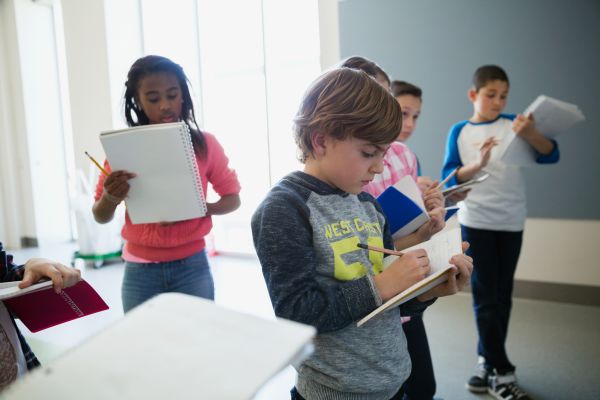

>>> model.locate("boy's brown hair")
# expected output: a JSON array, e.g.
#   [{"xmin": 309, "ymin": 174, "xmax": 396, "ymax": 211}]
[
  {"xmin": 472, "ymin": 65, "xmax": 509, "ymax": 92},
  {"xmin": 391, "ymin": 80, "xmax": 422, "ymax": 100},
  {"xmin": 293, "ymin": 68, "xmax": 402, "ymax": 163}
]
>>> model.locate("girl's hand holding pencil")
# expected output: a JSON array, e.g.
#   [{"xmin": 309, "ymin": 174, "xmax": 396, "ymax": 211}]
[
  {"xmin": 101, "ymin": 170, "xmax": 136, "ymax": 205},
  {"xmin": 85, "ymin": 151, "xmax": 136, "ymax": 206}
]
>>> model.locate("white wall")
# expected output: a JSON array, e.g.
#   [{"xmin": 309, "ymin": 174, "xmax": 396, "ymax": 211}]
[
  {"xmin": 0, "ymin": 0, "xmax": 39, "ymax": 247},
  {"xmin": 518, "ymin": 219, "xmax": 600, "ymax": 285},
  {"xmin": 14, "ymin": 0, "xmax": 72, "ymax": 244},
  {"xmin": 60, "ymin": 0, "xmax": 114, "ymax": 175},
  {"xmin": 317, "ymin": 0, "xmax": 340, "ymax": 70}
]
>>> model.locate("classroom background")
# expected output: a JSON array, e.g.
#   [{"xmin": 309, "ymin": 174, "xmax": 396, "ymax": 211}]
[{"xmin": 0, "ymin": 0, "xmax": 598, "ymax": 398}]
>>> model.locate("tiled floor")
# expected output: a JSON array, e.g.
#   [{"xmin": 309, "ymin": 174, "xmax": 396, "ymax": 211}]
[{"xmin": 9, "ymin": 241, "xmax": 600, "ymax": 400}]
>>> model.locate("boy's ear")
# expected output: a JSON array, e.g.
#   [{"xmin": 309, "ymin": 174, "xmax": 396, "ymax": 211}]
[
  {"xmin": 467, "ymin": 87, "xmax": 477, "ymax": 103},
  {"xmin": 311, "ymin": 132, "xmax": 327, "ymax": 155}
]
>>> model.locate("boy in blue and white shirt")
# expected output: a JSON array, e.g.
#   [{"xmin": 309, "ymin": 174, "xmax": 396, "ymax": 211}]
[{"xmin": 441, "ymin": 65, "xmax": 559, "ymax": 400}]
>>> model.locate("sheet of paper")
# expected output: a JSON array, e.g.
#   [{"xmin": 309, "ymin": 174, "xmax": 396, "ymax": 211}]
[{"xmin": 502, "ymin": 95, "xmax": 584, "ymax": 166}]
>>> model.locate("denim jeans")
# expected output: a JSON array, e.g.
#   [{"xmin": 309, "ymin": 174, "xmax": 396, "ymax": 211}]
[
  {"xmin": 461, "ymin": 225, "xmax": 523, "ymax": 374},
  {"xmin": 121, "ymin": 250, "xmax": 214, "ymax": 313}
]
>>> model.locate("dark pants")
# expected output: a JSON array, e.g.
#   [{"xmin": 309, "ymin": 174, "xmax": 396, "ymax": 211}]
[
  {"xmin": 400, "ymin": 315, "xmax": 436, "ymax": 399},
  {"xmin": 387, "ymin": 315, "xmax": 435, "ymax": 400},
  {"xmin": 461, "ymin": 225, "xmax": 523, "ymax": 374}
]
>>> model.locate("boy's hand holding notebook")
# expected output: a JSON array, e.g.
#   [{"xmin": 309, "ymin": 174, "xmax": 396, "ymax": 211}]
[
  {"xmin": 502, "ymin": 95, "xmax": 585, "ymax": 166},
  {"xmin": 357, "ymin": 228, "xmax": 463, "ymax": 327}
]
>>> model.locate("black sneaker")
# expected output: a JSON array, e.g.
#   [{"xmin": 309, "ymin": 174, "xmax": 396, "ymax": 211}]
[
  {"xmin": 466, "ymin": 357, "xmax": 489, "ymax": 393},
  {"xmin": 488, "ymin": 371, "xmax": 532, "ymax": 400}
]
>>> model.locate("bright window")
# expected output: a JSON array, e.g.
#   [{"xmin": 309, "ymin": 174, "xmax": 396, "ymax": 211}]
[{"xmin": 138, "ymin": 0, "xmax": 321, "ymax": 254}]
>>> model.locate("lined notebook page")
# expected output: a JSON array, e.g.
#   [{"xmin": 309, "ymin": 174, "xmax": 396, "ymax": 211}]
[
  {"xmin": 357, "ymin": 228, "xmax": 463, "ymax": 327},
  {"xmin": 100, "ymin": 122, "xmax": 206, "ymax": 224}
]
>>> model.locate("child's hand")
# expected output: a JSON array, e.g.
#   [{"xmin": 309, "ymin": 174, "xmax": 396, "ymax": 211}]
[
  {"xmin": 422, "ymin": 180, "xmax": 444, "ymax": 211},
  {"xmin": 19, "ymin": 258, "xmax": 82, "ymax": 294},
  {"xmin": 477, "ymin": 136, "xmax": 498, "ymax": 169},
  {"xmin": 102, "ymin": 170, "xmax": 136, "ymax": 205},
  {"xmin": 513, "ymin": 113, "xmax": 538, "ymax": 140},
  {"xmin": 415, "ymin": 207, "xmax": 446, "ymax": 242},
  {"xmin": 373, "ymin": 249, "xmax": 430, "ymax": 301},
  {"xmin": 417, "ymin": 241, "xmax": 473, "ymax": 302},
  {"xmin": 446, "ymin": 188, "xmax": 471, "ymax": 205},
  {"xmin": 416, "ymin": 176, "xmax": 433, "ymax": 193}
]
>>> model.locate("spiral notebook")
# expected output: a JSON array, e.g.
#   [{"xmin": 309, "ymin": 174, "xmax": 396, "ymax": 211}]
[{"xmin": 100, "ymin": 122, "xmax": 207, "ymax": 224}]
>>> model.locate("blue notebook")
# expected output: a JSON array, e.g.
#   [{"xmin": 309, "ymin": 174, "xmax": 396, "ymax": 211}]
[
  {"xmin": 445, "ymin": 206, "xmax": 459, "ymax": 221},
  {"xmin": 377, "ymin": 176, "xmax": 429, "ymax": 239}
]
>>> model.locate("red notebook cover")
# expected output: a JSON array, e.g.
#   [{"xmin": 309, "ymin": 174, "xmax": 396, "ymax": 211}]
[{"xmin": 3, "ymin": 280, "xmax": 109, "ymax": 332}]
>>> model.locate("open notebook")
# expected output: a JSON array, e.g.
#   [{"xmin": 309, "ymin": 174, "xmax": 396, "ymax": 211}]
[
  {"xmin": 357, "ymin": 228, "xmax": 463, "ymax": 327},
  {"xmin": 4, "ymin": 293, "xmax": 315, "ymax": 400},
  {"xmin": 100, "ymin": 122, "xmax": 207, "ymax": 224}
]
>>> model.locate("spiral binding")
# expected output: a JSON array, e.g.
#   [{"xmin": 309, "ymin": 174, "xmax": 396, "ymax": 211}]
[{"xmin": 179, "ymin": 123, "xmax": 207, "ymax": 216}]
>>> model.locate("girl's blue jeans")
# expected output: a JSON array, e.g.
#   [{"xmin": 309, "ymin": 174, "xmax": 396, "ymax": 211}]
[{"xmin": 121, "ymin": 249, "xmax": 214, "ymax": 313}]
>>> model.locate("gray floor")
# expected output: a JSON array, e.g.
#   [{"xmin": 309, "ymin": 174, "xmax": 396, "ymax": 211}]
[{"xmin": 8, "ymin": 242, "xmax": 600, "ymax": 400}]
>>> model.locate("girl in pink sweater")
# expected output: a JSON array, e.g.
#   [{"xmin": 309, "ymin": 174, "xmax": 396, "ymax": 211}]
[{"xmin": 92, "ymin": 55, "xmax": 241, "ymax": 312}]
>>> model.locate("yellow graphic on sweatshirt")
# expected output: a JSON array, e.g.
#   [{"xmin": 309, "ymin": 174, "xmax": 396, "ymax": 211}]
[{"xmin": 324, "ymin": 218, "xmax": 385, "ymax": 280}]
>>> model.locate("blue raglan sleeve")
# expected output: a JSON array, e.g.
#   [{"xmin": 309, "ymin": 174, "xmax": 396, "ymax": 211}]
[
  {"xmin": 441, "ymin": 122, "xmax": 468, "ymax": 187},
  {"xmin": 251, "ymin": 189, "xmax": 380, "ymax": 334},
  {"xmin": 536, "ymin": 139, "xmax": 560, "ymax": 164}
]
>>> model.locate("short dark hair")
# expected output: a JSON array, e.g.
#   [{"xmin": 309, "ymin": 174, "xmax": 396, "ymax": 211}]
[
  {"xmin": 472, "ymin": 65, "xmax": 509, "ymax": 92},
  {"xmin": 391, "ymin": 80, "xmax": 422, "ymax": 99},
  {"xmin": 293, "ymin": 68, "xmax": 401, "ymax": 163}
]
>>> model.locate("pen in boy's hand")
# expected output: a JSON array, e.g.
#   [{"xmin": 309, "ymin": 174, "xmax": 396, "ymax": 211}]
[
  {"xmin": 436, "ymin": 167, "xmax": 459, "ymax": 190},
  {"xmin": 357, "ymin": 243, "xmax": 404, "ymax": 257},
  {"xmin": 85, "ymin": 151, "xmax": 109, "ymax": 176}
]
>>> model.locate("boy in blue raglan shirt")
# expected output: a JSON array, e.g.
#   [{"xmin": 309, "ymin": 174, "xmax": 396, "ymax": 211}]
[
  {"xmin": 252, "ymin": 68, "xmax": 473, "ymax": 400},
  {"xmin": 441, "ymin": 65, "xmax": 559, "ymax": 400}
]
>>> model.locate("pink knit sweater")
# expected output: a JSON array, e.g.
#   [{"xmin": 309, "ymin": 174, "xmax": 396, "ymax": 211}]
[{"xmin": 95, "ymin": 132, "xmax": 241, "ymax": 262}]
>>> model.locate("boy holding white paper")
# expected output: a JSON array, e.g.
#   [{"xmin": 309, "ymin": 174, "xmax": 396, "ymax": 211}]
[{"xmin": 441, "ymin": 65, "xmax": 559, "ymax": 400}]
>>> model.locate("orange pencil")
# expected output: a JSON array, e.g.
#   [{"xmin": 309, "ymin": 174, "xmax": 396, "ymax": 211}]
[
  {"xmin": 85, "ymin": 151, "xmax": 109, "ymax": 176},
  {"xmin": 357, "ymin": 243, "xmax": 404, "ymax": 257}
]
